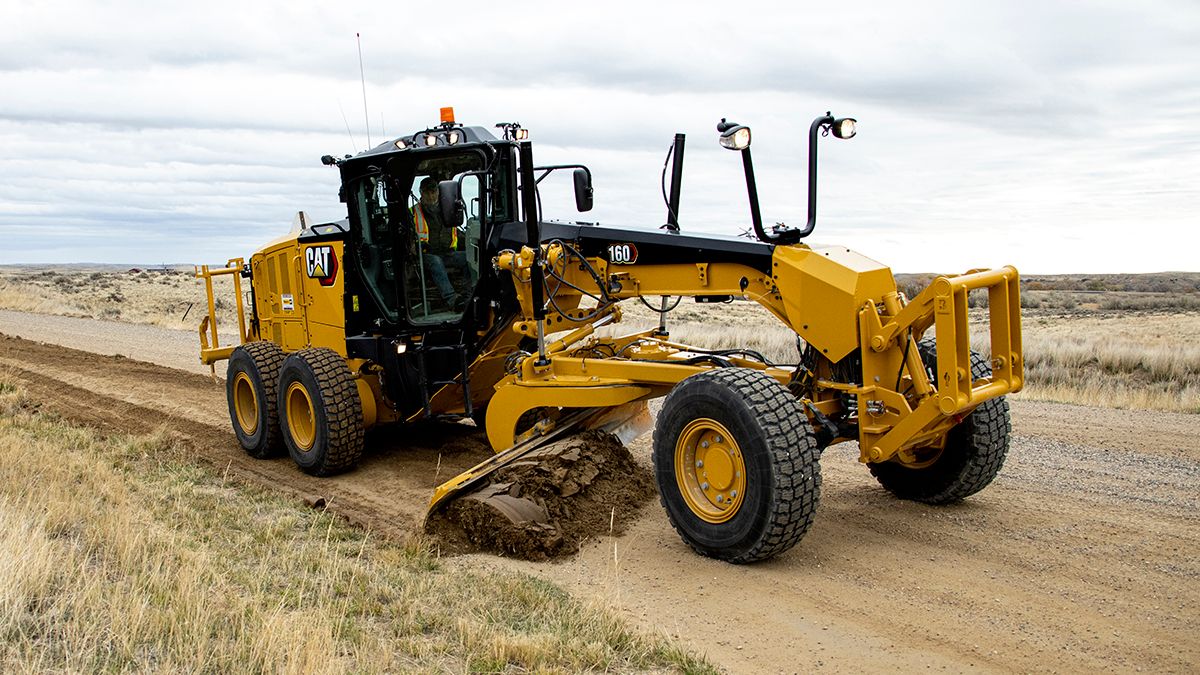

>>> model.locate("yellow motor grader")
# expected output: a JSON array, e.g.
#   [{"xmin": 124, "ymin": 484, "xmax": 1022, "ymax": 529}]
[{"xmin": 196, "ymin": 109, "xmax": 1022, "ymax": 563}]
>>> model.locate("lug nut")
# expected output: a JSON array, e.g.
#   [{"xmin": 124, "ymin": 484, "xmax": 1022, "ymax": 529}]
[
  {"xmin": 696, "ymin": 460, "xmax": 704, "ymax": 468},
  {"xmin": 731, "ymin": 490, "xmax": 738, "ymax": 498},
  {"xmin": 701, "ymin": 482, "xmax": 709, "ymax": 490},
  {"xmin": 714, "ymin": 435, "xmax": 723, "ymax": 444},
  {"xmin": 716, "ymin": 495, "xmax": 725, "ymax": 503},
  {"xmin": 701, "ymin": 441, "xmax": 709, "ymax": 449}
]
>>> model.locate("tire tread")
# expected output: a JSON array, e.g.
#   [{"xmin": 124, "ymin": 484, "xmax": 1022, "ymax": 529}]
[
  {"xmin": 280, "ymin": 347, "xmax": 364, "ymax": 476},
  {"xmin": 653, "ymin": 368, "xmax": 822, "ymax": 563},
  {"xmin": 868, "ymin": 338, "xmax": 1010, "ymax": 504},
  {"xmin": 229, "ymin": 341, "xmax": 285, "ymax": 458}
]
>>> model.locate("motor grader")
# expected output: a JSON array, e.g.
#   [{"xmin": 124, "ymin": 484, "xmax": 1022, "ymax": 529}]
[{"xmin": 196, "ymin": 108, "xmax": 1023, "ymax": 563}]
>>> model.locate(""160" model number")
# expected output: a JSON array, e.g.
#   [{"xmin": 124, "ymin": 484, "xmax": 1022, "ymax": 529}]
[{"xmin": 608, "ymin": 243, "xmax": 639, "ymax": 264}]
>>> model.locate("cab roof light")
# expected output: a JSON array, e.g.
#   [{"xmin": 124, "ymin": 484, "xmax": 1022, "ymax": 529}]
[{"xmin": 495, "ymin": 122, "xmax": 529, "ymax": 141}]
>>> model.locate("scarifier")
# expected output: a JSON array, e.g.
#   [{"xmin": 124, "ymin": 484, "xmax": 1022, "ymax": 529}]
[{"xmin": 195, "ymin": 108, "xmax": 1023, "ymax": 563}]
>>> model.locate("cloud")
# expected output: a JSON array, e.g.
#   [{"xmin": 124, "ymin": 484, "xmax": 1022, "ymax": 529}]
[{"xmin": 0, "ymin": 0, "xmax": 1196, "ymax": 272}]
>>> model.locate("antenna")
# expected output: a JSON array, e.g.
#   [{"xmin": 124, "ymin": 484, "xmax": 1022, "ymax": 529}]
[
  {"xmin": 336, "ymin": 100, "xmax": 359, "ymax": 151},
  {"xmin": 357, "ymin": 32, "xmax": 371, "ymax": 148}
]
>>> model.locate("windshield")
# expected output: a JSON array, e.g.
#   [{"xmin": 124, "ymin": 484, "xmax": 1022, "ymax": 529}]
[{"xmin": 349, "ymin": 148, "xmax": 490, "ymax": 325}]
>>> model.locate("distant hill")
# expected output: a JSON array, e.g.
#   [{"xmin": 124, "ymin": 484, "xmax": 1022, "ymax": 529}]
[{"xmin": 897, "ymin": 272, "xmax": 1200, "ymax": 294}]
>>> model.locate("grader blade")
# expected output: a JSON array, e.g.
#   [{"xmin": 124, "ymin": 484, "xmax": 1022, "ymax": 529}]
[{"xmin": 425, "ymin": 401, "xmax": 651, "ymax": 520}]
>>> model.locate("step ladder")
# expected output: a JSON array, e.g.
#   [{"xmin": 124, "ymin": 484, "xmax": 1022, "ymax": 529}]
[{"xmin": 413, "ymin": 333, "xmax": 474, "ymax": 419}]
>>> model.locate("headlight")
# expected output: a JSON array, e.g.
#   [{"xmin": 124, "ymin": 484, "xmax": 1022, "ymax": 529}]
[
  {"xmin": 424, "ymin": 134, "xmax": 438, "ymax": 147},
  {"xmin": 447, "ymin": 130, "xmax": 461, "ymax": 145},
  {"xmin": 718, "ymin": 125, "xmax": 752, "ymax": 151}
]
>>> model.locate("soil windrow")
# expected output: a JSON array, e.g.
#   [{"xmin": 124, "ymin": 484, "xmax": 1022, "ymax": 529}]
[{"xmin": 426, "ymin": 431, "xmax": 657, "ymax": 560}]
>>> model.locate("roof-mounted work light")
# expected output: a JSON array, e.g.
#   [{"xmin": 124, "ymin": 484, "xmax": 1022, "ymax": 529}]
[
  {"xmin": 830, "ymin": 117, "xmax": 857, "ymax": 139},
  {"xmin": 495, "ymin": 122, "xmax": 529, "ymax": 141},
  {"xmin": 717, "ymin": 110, "xmax": 857, "ymax": 244},
  {"xmin": 717, "ymin": 119, "xmax": 752, "ymax": 151}
]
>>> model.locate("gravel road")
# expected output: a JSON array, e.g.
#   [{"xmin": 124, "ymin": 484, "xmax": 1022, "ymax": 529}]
[{"xmin": 1, "ymin": 308, "xmax": 1197, "ymax": 673}]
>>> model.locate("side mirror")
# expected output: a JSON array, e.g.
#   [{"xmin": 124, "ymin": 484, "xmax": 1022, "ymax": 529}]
[
  {"xmin": 573, "ymin": 168, "xmax": 594, "ymax": 212},
  {"xmin": 438, "ymin": 179, "xmax": 464, "ymax": 227}
]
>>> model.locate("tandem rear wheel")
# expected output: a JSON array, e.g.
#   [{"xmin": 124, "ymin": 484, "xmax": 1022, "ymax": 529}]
[
  {"xmin": 226, "ymin": 341, "xmax": 286, "ymax": 459},
  {"xmin": 652, "ymin": 368, "xmax": 822, "ymax": 563},
  {"xmin": 277, "ymin": 347, "xmax": 365, "ymax": 476},
  {"xmin": 868, "ymin": 339, "xmax": 1011, "ymax": 503}
]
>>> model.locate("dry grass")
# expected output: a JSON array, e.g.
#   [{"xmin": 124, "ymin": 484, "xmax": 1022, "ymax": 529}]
[
  {"xmin": 0, "ymin": 375, "xmax": 712, "ymax": 674},
  {"xmin": 612, "ymin": 299, "xmax": 800, "ymax": 364},
  {"xmin": 986, "ymin": 312, "xmax": 1200, "ymax": 413},
  {"xmin": 615, "ymin": 296, "xmax": 1200, "ymax": 413},
  {"xmin": 0, "ymin": 266, "xmax": 240, "ymax": 329}
]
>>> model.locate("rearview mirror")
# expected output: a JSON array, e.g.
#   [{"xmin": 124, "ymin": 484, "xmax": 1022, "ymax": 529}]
[
  {"xmin": 573, "ymin": 168, "xmax": 593, "ymax": 212},
  {"xmin": 438, "ymin": 179, "xmax": 464, "ymax": 227}
]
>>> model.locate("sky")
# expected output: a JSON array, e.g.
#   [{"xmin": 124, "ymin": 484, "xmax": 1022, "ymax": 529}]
[{"xmin": 1, "ymin": 0, "xmax": 1196, "ymax": 273}]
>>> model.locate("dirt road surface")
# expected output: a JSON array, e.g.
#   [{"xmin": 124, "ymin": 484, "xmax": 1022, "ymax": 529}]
[{"xmin": 2, "ymin": 308, "xmax": 1197, "ymax": 673}]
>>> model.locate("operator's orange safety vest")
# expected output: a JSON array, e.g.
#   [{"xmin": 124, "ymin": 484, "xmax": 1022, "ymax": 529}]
[{"xmin": 412, "ymin": 205, "xmax": 457, "ymax": 249}]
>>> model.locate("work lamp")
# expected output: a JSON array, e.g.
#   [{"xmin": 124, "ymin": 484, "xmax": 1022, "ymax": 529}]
[
  {"xmin": 717, "ymin": 121, "xmax": 752, "ymax": 151},
  {"xmin": 831, "ymin": 118, "xmax": 857, "ymax": 139}
]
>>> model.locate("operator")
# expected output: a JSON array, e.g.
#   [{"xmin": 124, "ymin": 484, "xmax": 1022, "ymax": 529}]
[{"xmin": 412, "ymin": 176, "xmax": 470, "ymax": 309}]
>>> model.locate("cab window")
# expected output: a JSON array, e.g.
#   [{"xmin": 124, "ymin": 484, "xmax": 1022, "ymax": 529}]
[{"xmin": 403, "ymin": 154, "xmax": 486, "ymax": 324}]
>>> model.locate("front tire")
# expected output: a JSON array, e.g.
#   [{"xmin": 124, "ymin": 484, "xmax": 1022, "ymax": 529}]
[
  {"xmin": 226, "ymin": 341, "xmax": 286, "ymax": 459},
  {"xmin": 277, "ymin": 348, "xmax": 365, "ymax": 476},
  {"xmin": 868, "ymin": 339, "xmax": 1010, "ymax": 503},
  {"xmin": 652, "ymin": 368, "xmax": 822, "ymax": 563}
]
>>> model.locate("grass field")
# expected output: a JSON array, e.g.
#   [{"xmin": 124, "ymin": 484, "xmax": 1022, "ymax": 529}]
[
  {"xmin": 1, "ymin": 265, "xmax": 1197, "ymax": 413},
  {"xmin": 615, "ymin": 295, "xmax": 1200, "ymax": 414},
  {"xmin": 0, "ymin": 374, "xmax": 711, "ymax": 673}
]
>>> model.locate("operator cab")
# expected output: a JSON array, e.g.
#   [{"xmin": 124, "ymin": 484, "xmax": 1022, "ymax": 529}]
[{"xmin": 338, "ymin": 121, "xmax": 513, "ymax": 332}]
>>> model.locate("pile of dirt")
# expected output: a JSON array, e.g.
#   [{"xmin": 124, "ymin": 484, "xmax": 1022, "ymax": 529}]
[{"xmin": 425, "ymin": 430, "xmax": 656, "ymax": 560}]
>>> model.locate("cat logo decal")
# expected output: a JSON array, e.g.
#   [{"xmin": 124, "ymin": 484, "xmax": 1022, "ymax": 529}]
[{"xmin": 305, "ymin": 246, "xmax": 338, "ymax": 286}]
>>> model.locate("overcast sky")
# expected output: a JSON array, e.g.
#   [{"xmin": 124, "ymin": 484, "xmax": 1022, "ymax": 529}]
[{"xmin": 1, "ymin": 0, "xmax": 1196, "ymax": 273}]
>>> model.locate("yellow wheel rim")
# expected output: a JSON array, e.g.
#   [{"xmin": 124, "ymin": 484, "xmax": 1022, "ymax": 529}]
[
  {"xmin": 674, "ymin": 418, "xmax": 746, "ymax": 524},
  {"xmin": 232, "ymin": 372, "xmax": 259, "ymax": 436},
  {"xmin": 286, "ymin": 382, "xmax": 316, "ymax": 452}
]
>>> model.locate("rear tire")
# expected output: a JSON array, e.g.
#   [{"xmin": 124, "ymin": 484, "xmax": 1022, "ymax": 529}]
[
  {"xmin": 277, "ymin": 348, "xmax": 365, "ymax": 476},
  {"xmin": 868, "ymin": 339, "xmax": 1010, "ymax": 503},
  {"xmin": 226, "ymin": 341, "xmax": 285, "ymax": 459},
  {"xmin": 652, "ymin": 368, "xmax": 822, "ymax": 563}
]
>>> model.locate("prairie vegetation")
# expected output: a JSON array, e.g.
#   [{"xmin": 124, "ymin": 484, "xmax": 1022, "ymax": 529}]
[
  {"xmin": 619, "ymin": 273, "xmax": 1200, "ymax": 414},
  {"xmin": 0, "ymin": 373, "xmax": 709, "ymax": 673},
  {"xmin": 0, "ymin": 265, "xmax": 240, "ymax": 329},
  {"xmin": 1, "ymin": 265, "xmax": 1197, "ymax": 412},
  {"xmin": 1002, "ymin": 313, "xmax": 1200, "ymax": 412}
]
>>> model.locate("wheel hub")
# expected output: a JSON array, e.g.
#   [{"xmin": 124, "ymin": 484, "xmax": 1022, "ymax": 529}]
[
  {"xmin": 675, "ymin": 419, "xmax": 746, "ymax": 523},
  {"xmin": 286, "ymin": 382, "xmax": 316, "ymax": 451},
  {"xmin": 233, "ymin": 372, "xmax": 259, "ymax": 435}
]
